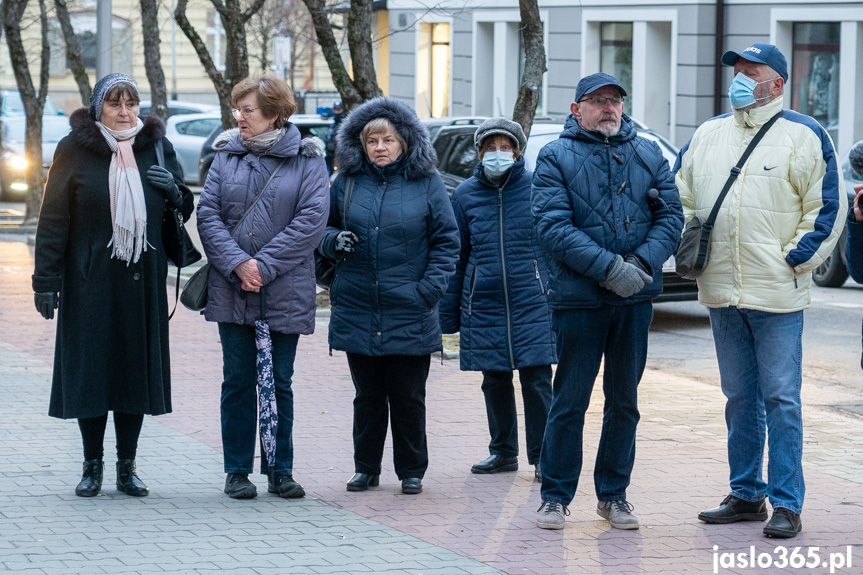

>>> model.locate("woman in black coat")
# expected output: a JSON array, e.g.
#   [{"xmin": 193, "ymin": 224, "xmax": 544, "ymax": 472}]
[{"xmin": 32, "ymin": 74, "xmax": 193, "ymax": 497}]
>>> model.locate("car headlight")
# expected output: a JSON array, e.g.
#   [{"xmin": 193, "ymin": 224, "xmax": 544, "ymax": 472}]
[{"xmin": 3, "ymin": 154, "xmax": 28, "ymax": 171}]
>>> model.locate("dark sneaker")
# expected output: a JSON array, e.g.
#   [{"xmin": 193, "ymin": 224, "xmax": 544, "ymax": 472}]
[
  {"xmin": 471, "ymin": 455, "xmax": 519, "ymax": 474},
  {"xmin": 763, "ymin": 508, "xmax": 802, "ymax": 538},
  {"xmin": 224, "ymin": 473, "xmax": 257, "ymax": 499},
  {"xmin": 267, "ymin": 473, "xmax": 305, "ymax": 498},
  {"xmin": 536, "ymin": 500, "xmax": 569, "ymax": 530},
  {"xmin": 597, "ymin": 500, "xmax": 639, "ymax": 530},
  {"xmin": 698, "ymin": 494, "xmax": 767, "ymax": 524}
]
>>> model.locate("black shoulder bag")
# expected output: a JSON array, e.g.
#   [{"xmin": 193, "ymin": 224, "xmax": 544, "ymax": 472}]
[
  {"xmin": 315, "ymin": 176, "xmax": 355, "ymax": 289},
  {"xmin": 676, "ymin": 112, "xmax": 781, "ymax": 279},
  {"xmin": 180, "ymin": 155, "xmax": 289, "ymax": 313},
  {"xmin": 157, "ymin": 139, "xmax": 202, "ymax": 319}
]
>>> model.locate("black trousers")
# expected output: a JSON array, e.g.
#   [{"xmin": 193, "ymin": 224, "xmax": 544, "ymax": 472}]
[
  {"xmin": 78, "ymin": 412, "xmax": 145, "ymax": 461},
  {"xmin": 346, "ymin": 353, "xmax": 431, "ymax": 479}
]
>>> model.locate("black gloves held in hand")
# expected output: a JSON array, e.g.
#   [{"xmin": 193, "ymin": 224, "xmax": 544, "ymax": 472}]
[
  {"xmin": 146, "ymin": 166, "xmax": 183, "ymax": 208},
  {"xmin": 35, "ymin": 292, "xmax": 59, "ymax": 320},
  {"xmin": 334, "ymin": 230, "xmax": 359, "ymax": 253}
]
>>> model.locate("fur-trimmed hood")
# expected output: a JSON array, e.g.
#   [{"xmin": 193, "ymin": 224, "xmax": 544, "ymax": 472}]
[
  {"xmin": 211, "ymin": 124, "xmax": 325, "ymax": 159},
  {"xmin": 68, "ymin": 107, "xmax": 165, "ymax": 156},
  {"xmin": 335, "ymin": 97, "xmax": 437, "ymax": 181}
]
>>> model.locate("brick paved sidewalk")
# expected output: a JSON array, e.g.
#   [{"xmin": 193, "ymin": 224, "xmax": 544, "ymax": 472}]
[{"xmin": 1, "ymin": 236, "xmax": 861, "ymax": 574}]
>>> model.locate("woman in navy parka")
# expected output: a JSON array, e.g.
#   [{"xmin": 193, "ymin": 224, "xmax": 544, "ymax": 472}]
[
  {"xmin": 439, "ymin": 118, "xmax": 556, "ymax": 480},
  {"xmin": 318, "ymin": 98, "xmax": 459, "ymax": 495}
]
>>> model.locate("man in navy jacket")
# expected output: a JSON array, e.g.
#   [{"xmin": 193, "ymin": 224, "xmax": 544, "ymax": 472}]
[{"xmin": 531, "ymin": 73, "xmax": 683, "ymax": 530}]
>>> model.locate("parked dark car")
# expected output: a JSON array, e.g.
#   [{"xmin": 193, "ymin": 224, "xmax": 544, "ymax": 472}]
[
  {"xmin": 811, "ymin": 140, "xmax": 863, "ymax": 287},
  {"xmin": 197, "ymin": 114, "xmax": 332, "ymax": 185},
  {"xmin": 431, "ymin": 117, "xmax": 697, "ymax": 302}
]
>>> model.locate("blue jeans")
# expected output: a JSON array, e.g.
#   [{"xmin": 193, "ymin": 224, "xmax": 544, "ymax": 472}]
[
  {"xmin": 218, "ymin": 322, "xmax": 300, "ymax": 476},
  {"xmin": 481, "ymin": 366, "xmax": 552, "ymax": 464},
  {"xmin": 540, "ymin": 303, "xmax": 652, "ymax": 506},
  {"xmin": 709, "ymin": 306, "xmax": 805, "ymax": 514}
]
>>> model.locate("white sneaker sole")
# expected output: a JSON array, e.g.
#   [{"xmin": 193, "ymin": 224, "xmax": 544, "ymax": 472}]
[{"xmin": 537, "ymin": 517, "xmax": 565, "ymax": 530}]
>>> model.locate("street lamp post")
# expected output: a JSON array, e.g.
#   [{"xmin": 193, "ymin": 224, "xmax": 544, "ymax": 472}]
[{"xmin": 96, "ymin": 0, "xmax": 112, "ymax": 78}]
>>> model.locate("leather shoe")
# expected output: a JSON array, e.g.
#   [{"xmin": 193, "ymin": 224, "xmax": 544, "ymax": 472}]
[
  {"xmin": 224, "ymin": 473, "xmax": 257, "ymax": 499},
  {"xmin": 534, "ymin": 464, "xmax": 542, "ymax": 482},
  {"xmin": 471, "ymin": 455, "xmax": 518, "ymax": 474},
  {"xmin": 75, "ymin": 459, "xmax": 103, "ymax": 497},
  {"xmin": 116, "ymin": 459, "xmax": 149, "ymax": 497},
  {"xmin": 763, "ymin": 508, "xmax": 802, "ymax": 538},
  {"xmin": 698, "ymin": 494, "xmax": 767, "ymax": 524},
  {"xmin": 401, "ymin": 478, "xmax": 422, "ymax": 494},
  {"xmin": 267, "ymin": 472, "xmax": 305, "ymax": 498},
  {"xmin": 346, "ymin": 473, "xmax": 380, "ymax": 492}
]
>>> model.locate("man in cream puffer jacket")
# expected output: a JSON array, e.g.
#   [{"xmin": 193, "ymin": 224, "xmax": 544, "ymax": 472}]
[{"xmin": 675, "ymin": 43, "xmax": 845, "ymax": 539}]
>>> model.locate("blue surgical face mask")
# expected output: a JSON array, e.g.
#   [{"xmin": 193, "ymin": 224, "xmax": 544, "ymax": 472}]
[
  {"xmin": 482, "ymin": 150, "xmax": 515, "ymax": 178},
  {"xmin": 728, "ymin": 72, "xmax": 774, "ymax": 109}
]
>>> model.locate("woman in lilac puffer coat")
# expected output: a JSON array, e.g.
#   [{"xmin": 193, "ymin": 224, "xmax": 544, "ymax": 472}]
[{"xmin": 197, "ymin": 73, "xmax": 329, "ymax": 500}]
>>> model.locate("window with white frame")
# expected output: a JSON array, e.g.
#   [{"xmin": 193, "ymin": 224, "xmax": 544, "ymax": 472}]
[
  {"xmin": 206, "ymin": 10, "xmax": 227, "ymax": 72},
  {"xmin": 48, "ymin": 12, "xmax": 132, "ymax": 76},
  {"xmin": 790, "ymin": 22, "xmax": 840, "ymax": 144},
  {"xmin": 599, "ymin": 23, "xmax": 633, "ymax": 116}
]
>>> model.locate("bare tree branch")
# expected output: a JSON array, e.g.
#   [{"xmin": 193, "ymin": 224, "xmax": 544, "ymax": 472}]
[
  {"xmin": 140, "ymin": 0, "xmax": 168, "ymax": 119},
  {"xmin": 53, "ymin": 0, "xmax": 91, "ymax": 105},
  {"xmin": 512, "ymin": 0, "xmax": 546, "ymax": 138},
  {"xmin": 300, "ymin": 0, "xmax": 362, "ymax": 109},
  {"xmin": 174, "ymin": 0, "xmax": 233, "ymax": 127},
  {"xmin": 346, "ymin": 0, "xmax": 381, "ymax": 101}
]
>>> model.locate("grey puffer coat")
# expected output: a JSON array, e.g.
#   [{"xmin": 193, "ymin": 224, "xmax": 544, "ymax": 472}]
[
  {"xmin": 319, "ymin": 97, "xmax": 459, "ymax": 356},
  {"xmin": 197, "ymin": 124, "xmax": 329, "ymax": 334}
]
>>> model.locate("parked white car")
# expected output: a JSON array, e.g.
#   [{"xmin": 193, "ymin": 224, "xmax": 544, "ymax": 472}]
[
  {"xmin": 138, "ymin": 100, "xmax": 219, "ymax": 118},
  {"xmin": 165, "ymin": 113, "xmax": 223, "ymax": 185}
]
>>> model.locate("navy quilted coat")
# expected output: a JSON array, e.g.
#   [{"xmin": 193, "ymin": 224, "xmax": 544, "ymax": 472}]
[
  {"xmin": 319, "ymin": 98, "xmax": 460, "ymax": 356},
  {"xmin": 197, "ymin": 125, "xmax": 330, "ymax": 335},
  {"xmin": 439, "ymin": 158, "xmax": 557, "ymax": 371},
  {"xmin": 531, "ymin": 114, "xmax": 683, "ymax": 309}
]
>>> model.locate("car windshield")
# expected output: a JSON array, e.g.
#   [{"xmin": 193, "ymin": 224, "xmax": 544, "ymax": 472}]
[
  {"xmin": 2, "ymin": 119, "xmax": 70, "ymax": 144},
  {"xmin": 3, "ymin": 92, "xmax": 58, "ymax": 116}
]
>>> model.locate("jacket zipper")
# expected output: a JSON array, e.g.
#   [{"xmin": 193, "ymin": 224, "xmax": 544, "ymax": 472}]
[
  {"xmin": 468, "ymin": 268, "xmax": 477, "ymax": 315},
  {"xmin": 498, "ymin": 187, "xmax": 515, "ymax": 370},
  {"xmin": 533, "ymin": 259, "xmax": 545, "ymax": 294}
]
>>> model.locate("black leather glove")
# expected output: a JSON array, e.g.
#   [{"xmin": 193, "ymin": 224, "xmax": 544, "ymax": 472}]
[
  {"xmin": 147, "ymin": 166, "xmax": 183, "ymax": 208},
  {"xmin": 334, "ymin": 230, "xmax": 359, "ymax": 253},
  {"xmin": 34, "ymin": 292, "xmax": 59, "ymax": 320}
]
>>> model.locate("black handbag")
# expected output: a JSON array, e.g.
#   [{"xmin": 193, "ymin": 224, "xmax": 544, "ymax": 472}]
[
  {"xmin": 180, "ymin": 156, "xmax": 289, "ymax": 312},
  {"xmin": 676, "ymin": 112, "xmax": 781, "ymax": 279},
  {"xmin": 155, "ymin": 139, "xmax": 202, "ymax": 319},
  {"xmin": 315, "ymin": 176, "xmax": 355, "ymax": 289}
]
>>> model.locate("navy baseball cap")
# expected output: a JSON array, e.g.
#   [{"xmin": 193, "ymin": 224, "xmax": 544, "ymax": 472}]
[
  {"xmin": 721, "ymin": 43, "xmax": 789, "ymax": 82},
  {"xmin": 575, "ymin": 73, "xmax": 627, "ymax": 103}
]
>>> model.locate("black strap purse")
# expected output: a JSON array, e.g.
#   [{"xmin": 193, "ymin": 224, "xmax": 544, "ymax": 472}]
[
  {"xmin": 675, "ymin": 112, "xmax": 781, "ymax": 279},
  {"xmin": 315, "ymin": 176, "xmax": 355, "ymax": 289},
  {"xmin": 156, "ymin": 139, "xmax": 202, "ymax": 318}
]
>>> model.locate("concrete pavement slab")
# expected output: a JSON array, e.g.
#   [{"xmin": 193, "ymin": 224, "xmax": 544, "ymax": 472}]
[{"xmin": 2, "ymin": 236, "xmax": 862, "ymax": 574}]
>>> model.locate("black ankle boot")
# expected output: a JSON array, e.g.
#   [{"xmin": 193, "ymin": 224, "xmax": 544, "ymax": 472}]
[
  {"xmin": 75, "ymin": 459, "xmax": 103, "ymax": 497},
  {"xmin": 346, "ymin": 473, "xmax": 380, "ymax": 492},
  {"xmin": 116, "ymin": 459, "xmax": 149, "ymax": 497}
]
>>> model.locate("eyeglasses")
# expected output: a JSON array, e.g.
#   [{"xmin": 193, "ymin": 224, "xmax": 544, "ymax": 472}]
[
  {"xmin": 578, "ymin": 96, "xmax": 624, "ymax": 107},
  {"xmin": 231, "ymin": 107, "xmax": 260, "ymax": 120}
]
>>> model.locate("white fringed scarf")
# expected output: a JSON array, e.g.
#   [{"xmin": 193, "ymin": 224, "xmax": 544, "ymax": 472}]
[{"xmin": 98, "ymin": 119, "xmax": 146, "ymax": 264}]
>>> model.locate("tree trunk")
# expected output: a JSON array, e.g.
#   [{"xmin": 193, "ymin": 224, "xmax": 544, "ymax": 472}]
[
  {"xmin": 300, "ymin": 0, "xmax": 362, "ymax": 110},
  {"xmin": 347, "ymin": 0, "xmax": 381, "ymax": 101},
  {"xmin": 512, "ymin": 0, "xmax": 546, "ymax": 138},
  {"xmin": 140, "ymin": 0, "xmax": 168, "ymax": 120},
  {"xmin": 174, "ymin": 0, "xmax": 233, "ymax": 128},
  {"xmin": 54, "ymin": 0, "xmax": 91, "ymax": 105},
  {"xmin": 3, "ymin": 0, "xmax": 49, "ymax": 223}
]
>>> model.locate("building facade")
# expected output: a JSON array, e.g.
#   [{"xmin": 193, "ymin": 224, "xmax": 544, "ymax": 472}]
[{"xmin": 382, "ymin": 0, "xmax": 863, "ymax": 153}]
